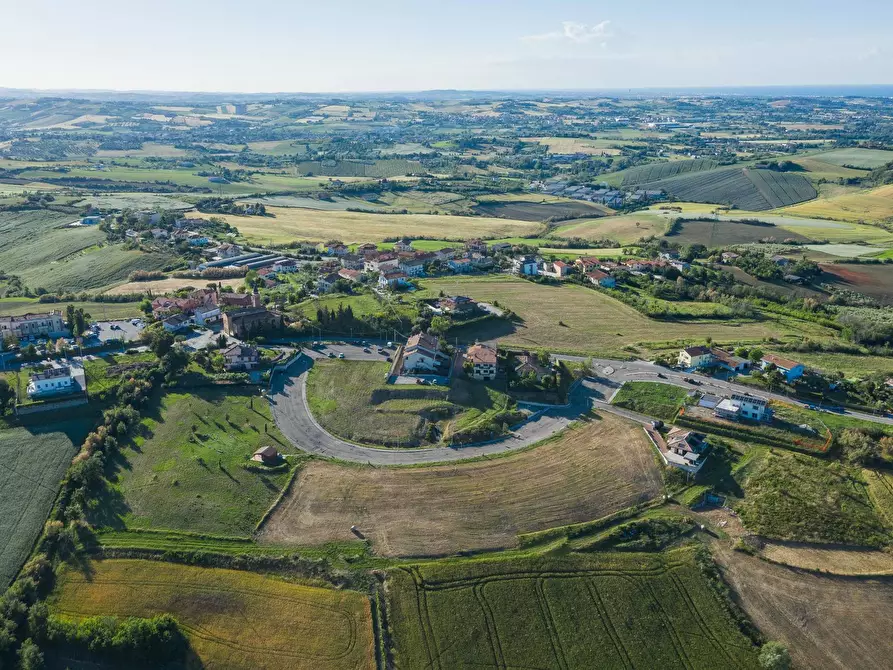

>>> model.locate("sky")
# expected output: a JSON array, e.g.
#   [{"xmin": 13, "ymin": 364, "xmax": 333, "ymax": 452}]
[{"xmin": 4, "ymin": 0, "xmax": 893, "ymax": 93}]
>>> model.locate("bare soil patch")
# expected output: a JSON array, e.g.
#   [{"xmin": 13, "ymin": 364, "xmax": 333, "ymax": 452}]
[
  {"xmin": 715, "ymin": 544, "xmax": 893, "ymax": 670},
  {"xmin": 258, "ymin": 413, "xmax": 662, "ymax": 556}
]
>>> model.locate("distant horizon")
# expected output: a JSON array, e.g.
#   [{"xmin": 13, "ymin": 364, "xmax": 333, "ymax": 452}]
[{"xmin": 3, "ymin": 83, "xmax": 893, "ymax": 101}]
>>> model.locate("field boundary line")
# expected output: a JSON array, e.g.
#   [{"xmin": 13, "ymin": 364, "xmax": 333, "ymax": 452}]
[
  {"xmin": 584, "ymin": 578, "xmax": 633, "ymax": 670},
  {"xmin": 474, "ymin": 582, "xmax": 507, "ymax": 670},
  {"xmin": 534, "ymin": 577, "xmax": 569, "ymax": 670}
]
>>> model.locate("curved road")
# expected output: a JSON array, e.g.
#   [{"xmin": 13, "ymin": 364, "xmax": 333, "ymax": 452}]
[{"xmin": 268, "ymin": 350, "xmax": 893, "ymax": 466}]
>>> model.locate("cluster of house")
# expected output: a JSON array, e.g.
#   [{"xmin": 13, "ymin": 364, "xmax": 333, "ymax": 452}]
[
  {"xmin": 151, "ymin": 288, "xmax": 281, "ymax": 339},
  {"xmin": 0, "ymin": 311, "xmax": 67, "ymax": 341},
  {"xmin": 530, "ymin": 180, "xmax": 664, "ymax": 207},
  {"xmin": 511, "ymin": 255, "xmax": 619, "ymax": 287},
  {"xmin": 125, "ymin": 217, "xmax": 211, "ymax": 247},
  {"xmin": 313, "ymin": 238, "xmax": 508, "ymax": 293},
  {"xmin": 678, "ymin": 346, "xmax": 805, "ymax": 382}
]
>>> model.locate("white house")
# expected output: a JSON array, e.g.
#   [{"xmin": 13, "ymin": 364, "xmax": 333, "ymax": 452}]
[
  {"xmin": 379, "ymin": 271, "xmax": 408, "ymax": 289},
  {"xmin": 585, "ymin": 269, "xmax": 616, "ymax": 288},
  {"xmin": 193, "ymin": 305, "xmax": 221, "ymax": 326},
  {"xmin": 27, "ymin": 365, "xmax": 74, "ymax": 398},
  {"xmin": 465, "ymin": 343, "xmax": 498, "ymax": 381},
  {"xmin": 719, "ymin": 392, "xmax": 772, "ymax": 422},
  {"xmin": 394, "ymin": 238, "xmax": 414, "ymax": 252},
  {"xmin": 678, "ymin": 346, "xmax": 713, "ymax": 369},
  {"xmin": 760, "ymin": 354, "xmax": 805, "ymax": 382},
  {"xmin": 399, "ymin": 257, "xmax": 427, "ymax": 277},
  {"xmin": 540, "ymin": 260, "xmax": 572, "ymax": 279},
  {"xmin": 512, "ymin": 255, "xmax": 539, "ymax": 276},
  {"xmin": 221, "ymin": 343, "xmax": 260, "ymax": 371},
  {"xmin": 402, "ymin": 332, "xmax": 449, "ymax": 373},
  {"xmin": 162, "ymin": 314, "xmax": 190, "ymax": 333}
]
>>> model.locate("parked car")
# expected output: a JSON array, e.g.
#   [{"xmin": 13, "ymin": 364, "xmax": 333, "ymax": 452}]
[
  {"xmin": 327, "ymin": 352, "xmax": 335, "ymax": 358},
  {"xmin": 338, "ymin": 353, "xmax": 345, "ymax": 359},
  {"xmin": 363, "ymin": 347, "xmax": 370, "ymax": 353},
  {"xmin": 657, "ymin": 372, "xmax": 667, "ymax": 379}
]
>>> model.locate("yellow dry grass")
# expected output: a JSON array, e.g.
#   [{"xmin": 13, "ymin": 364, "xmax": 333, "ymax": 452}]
[
  {"xmin": 782, "ymin": 184, "xmax": 893, "ymax": 222},
  {"xmin": 105, "ymin": 276, "xmax": 244, "ymax": 295},
  {"xmin": 420, "ymin": 276, "xmax": 831, "ymax": 355},
  {"xmin": 760, "ymin": 541, "xmax": 893, "ymax": 575},
  {"xmin": 51, "ymin": 559, "xmax": 375, "ymax": 670},
  {"xmin": 196, "ymin": 206, "xmax": 542, "ymax": 244},
  {"xmin": 259, "ymin": 413, "xmax": 662, "ymax": 556}
]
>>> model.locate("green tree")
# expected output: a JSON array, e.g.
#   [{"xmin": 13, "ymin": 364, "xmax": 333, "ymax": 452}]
[
  {"xmin": 18, "ymin": 637, "xmax": 45, "ymax": 670},
  {"xmin": 429, "ymin": 316, "xmax": 451, "ymax": 336},
  {"xmin": 758, "ymin": 641, "xmax": 791, "ymax": 670},
  {"xmin": 748, "ymin": 348, "xmax": 764, "ymax": 364}
]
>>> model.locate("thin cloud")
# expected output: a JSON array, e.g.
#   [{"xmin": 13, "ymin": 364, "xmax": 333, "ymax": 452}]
[{"xmin": 523, "ymin": 20, "xmax": 613, "ymax": 44}]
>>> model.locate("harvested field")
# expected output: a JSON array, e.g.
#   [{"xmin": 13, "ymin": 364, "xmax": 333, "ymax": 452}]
[
  {"xmin": 0, "ymin": 421, "xmax": 91, "ymax": 587},
  {"xmin": 549, "ymin": 211, "xmax": 666, "ymax": 243},
  {"xmin": 666, "ymin": 219, "xmax": 811, "ymax": 247},
  {"xmin": 389, "ymin": 547, "xmax": 759, "ymax": 670},
  {"xmin": 783, "ymin": 183, "xmax": 893, "ymax": 223},
  {"xmin": 195, "ymin": 206, "xmax": 542, "ymax": 245},
  {"xmin": 521, "ymin": 136, "xmax": 632, "ymax": 154},
  {"xmin": 473, "ymin": 199, "xmax": 608, "ymax": 222},
  {"xmin": 819, "ymin": 262, "xmax": 893, "ymax": 305},
  {"xmin": 106, "ymin": 276, "xmax": 244, "ymax": 295},
  {"xmin": 620, "ymin": 158, "xmax": 720, "ymax": 186},
  {"xmin": 715, "ymin": 544, "xmax": 893, "ymax": 670},
  {"xmin": 259, "ymin": 413, "xmax": 662, "ymax": 556},
  {"xmin": 760, "ymin": 540, "xmax": 893, "ymax": 575},
  {"xmin": 647, "ymin": 168, "xmax": 816, "ymax": 211},
  {"xmin": 50, "ymin": 559, "xmax": 375, "ymax": 670},
  {"xmin": 418, "ymin": 276, "xmax": 833, "ymax": 356}
]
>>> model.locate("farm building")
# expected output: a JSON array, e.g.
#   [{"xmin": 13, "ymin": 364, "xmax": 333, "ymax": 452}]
[{"xmin": 252, "ymin": 446, "xmax": 280, "ymax": 464}]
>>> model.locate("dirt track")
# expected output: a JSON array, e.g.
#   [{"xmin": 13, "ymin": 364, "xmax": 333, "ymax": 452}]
[{"xmin": 258, "ymin": 413, "xmax": 661, "ymax": 556}]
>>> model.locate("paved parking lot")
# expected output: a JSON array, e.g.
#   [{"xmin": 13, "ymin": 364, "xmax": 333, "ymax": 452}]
[
  {"xmin": 94, "ymin": 319, "xmax": 144, "ymax": 343},
  {"xmin": 308, "ymin": 340, "xmax": 395, "ymax": 362}
]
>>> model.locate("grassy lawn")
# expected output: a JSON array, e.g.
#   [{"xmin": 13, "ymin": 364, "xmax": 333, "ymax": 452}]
[
  {"xmin": 0, "ymin": 420, "xmax": 93, "ymax": 587},
  {"xmin": 259, "ymin": 412, "xmax": 662, "ymax": 556},
  {"xmin": 289, "ymin": 292, "xmax": 416, "ymax": 324},
  {"xmin": 104, "ymin": 388, "xmax": 296, "ymax": 535},
  {"xmin": 774, "ymin": 350, "xmax": 893, "ymax": 377},
  {"xmin": 196, "ymin": 206, "xmax": 542, "ymax": 245},
  {"xmin": 0, "ymin": 299, "xmax": 143, "ymax": 319},
  {"xmin": 612, "ymin": 382, "xmax": 690, "ymax": 420},
  {"xmin": 305, "ymin": 359, "xmax": 517, "ymax": 447},
  {"xmin": 49, "ymin": 559, "xmax": 375, "ymax": 670},
  {"xmin": 387, "ymin": 547, "xmax": 758, "ymax": 669},
  {"xmin": 736, "ymin": 451, "xmax": 888, "ymax": 546},
  {"xmin": 417, "ymin": 275, "xmax": 832, "ymax": 357}
]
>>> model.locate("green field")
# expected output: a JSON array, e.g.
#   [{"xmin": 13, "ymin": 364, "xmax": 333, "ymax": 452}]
[
  {"xmin": 50, "ymin": 559, "xmax": 375, "ymax": 670},
  {"xmin": 388, "ymin": 547, "xmax": 758, "ymax": 670},
  {"xmin": 0, "ymin": 420, "xmax": 92, "ymax": 586},
  {"xmin": 105, "ymin": 388, "xmax": 295, "ymax": 535},
  {"xmin": 293, "ymin": 158, "xmax": 421, "ymax": 177},
  {"xmin": 809, "ymin": 148, "xmax": 893, "ymax": 170},
  {"xmin": 418, "ymin": 276, "xmax": 833, "ymax": 356},
  {"xmin": 289, "ymin": 292, "xmax": 416, "ymax": 325},
  {"xmin": 0, "ymin": 298, "xmax": 142, "ymax": 319},
  {"xmin": 612, "ymin": 382, "xmax": 690, "ymax": 420},
  {"xmin": 306, "ymin": 359, "xmax": 517, "ymax": 446},
  {"xmin": 775, "ymin": 350, "xmax": 893, "ymax": 377},
  {"xmin": 0, "ymin": 209, "xmax": 175, "ymax": 292},
  {"xmin": 736, "ymin": 451, "xmax": 888, "ymax": 546}
]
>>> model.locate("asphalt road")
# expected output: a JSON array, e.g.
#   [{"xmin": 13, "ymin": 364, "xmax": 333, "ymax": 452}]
[
  {"xmin": 557, "ymin": 355, "xmax": 893, "ymax": 427},
  {"xmin": 267, "ymin": 348, "xmax": 893, "ymax": 466},
  {"xmin": 268, "ymin": 352, "xmax": 595, "ymax": 465}
]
